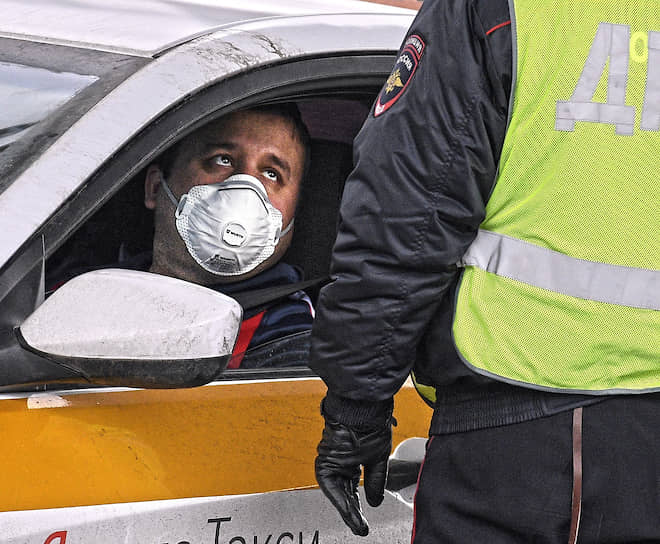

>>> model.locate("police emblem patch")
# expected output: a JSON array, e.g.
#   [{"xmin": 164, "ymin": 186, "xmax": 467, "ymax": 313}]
[{"xmin": 374, "ymin": 34, "xmax": 425, "ymax": 117}]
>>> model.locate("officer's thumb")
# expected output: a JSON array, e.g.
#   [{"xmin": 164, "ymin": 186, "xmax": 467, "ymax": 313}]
[{"xmin": 363, "ymin": 458, "xmax": 388, "ymax": 507}]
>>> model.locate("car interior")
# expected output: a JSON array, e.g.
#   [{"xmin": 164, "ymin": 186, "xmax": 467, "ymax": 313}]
[{"xmin": 44, "ymin": 94, "xmax": 375, "ymax": 374}]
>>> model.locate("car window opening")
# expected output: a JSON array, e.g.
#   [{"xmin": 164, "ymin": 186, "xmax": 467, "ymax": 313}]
[{"xmin": 45, "ymin": 94, "xmax": 375, "ymax": 374}]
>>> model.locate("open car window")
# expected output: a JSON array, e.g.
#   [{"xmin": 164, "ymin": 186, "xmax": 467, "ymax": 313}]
[{"xmin": 44, "ymin": 95, "xmax": 375, "ymax": 380}]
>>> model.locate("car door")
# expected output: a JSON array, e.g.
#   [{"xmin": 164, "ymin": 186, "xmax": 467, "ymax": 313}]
[{"xmin": 0, "ymin": 13, "xmax": 431, "ymax": 544}]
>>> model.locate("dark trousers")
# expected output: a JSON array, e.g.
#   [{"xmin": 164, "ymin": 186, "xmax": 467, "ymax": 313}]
[{"xmin": 412, "ymin": 395, "xmax": 660, "ymax": 543}]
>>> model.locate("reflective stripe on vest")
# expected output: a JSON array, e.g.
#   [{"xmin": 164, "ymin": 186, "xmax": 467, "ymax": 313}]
[
  {"xmin": 452, "ymin": 0, "xmax": 660, "ymax": 395},
  {"xmin": 461, "ymin": 230, "xmax": 660, "ymax": 311}
]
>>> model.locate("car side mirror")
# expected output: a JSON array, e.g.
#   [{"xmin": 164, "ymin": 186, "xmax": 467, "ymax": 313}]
[{"xmin": 16, "ymin": 269, "xmax": 242, "ymax": 388}]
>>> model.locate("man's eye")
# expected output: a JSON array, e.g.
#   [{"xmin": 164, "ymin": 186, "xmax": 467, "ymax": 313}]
[
  {"xmin": 263, "ymin": 169, "xmax": 279, "ymax": 181},
  {"xmin": 213, "ymin": 155, "xmax": 232, "ymax": 167}
]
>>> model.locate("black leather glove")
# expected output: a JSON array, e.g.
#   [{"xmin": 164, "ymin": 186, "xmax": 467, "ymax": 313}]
[{"xmin": 315, "ymin": 404, "xmax": 395, "ymax": 537}]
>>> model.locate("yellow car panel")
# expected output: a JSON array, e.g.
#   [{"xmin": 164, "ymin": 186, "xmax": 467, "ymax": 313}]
[{"xmin": 2, "ymin": 378, "xmax": 430, "ymax": 512}]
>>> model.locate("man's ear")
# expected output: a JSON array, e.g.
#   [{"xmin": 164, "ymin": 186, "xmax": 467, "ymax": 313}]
[{"xmin": 144, "ymin": 165, "xmax": 163, "ymax": 210}]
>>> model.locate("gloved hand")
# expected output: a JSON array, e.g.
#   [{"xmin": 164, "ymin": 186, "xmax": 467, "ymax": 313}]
[{"xmin": 315, "ymin": 407, "xmax": 395, "ymax": 537}]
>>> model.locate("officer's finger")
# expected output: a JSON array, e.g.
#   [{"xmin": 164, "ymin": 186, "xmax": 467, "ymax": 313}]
[
  {"xmin": 315, "ymin": 460, "xmax": 369, "ymax": 536},
  {"xmin": 320, "ymin": 475, "xmax": 369, "ymax": 536},
  {"xmin": 363, "ymin": 457, "xmax": 388, "ymax": 507}
]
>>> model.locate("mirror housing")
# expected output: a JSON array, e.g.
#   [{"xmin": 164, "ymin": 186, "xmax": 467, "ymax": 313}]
[{"xmin": 17, "ymin": 269, "xmax": 242, "ymax": 388}]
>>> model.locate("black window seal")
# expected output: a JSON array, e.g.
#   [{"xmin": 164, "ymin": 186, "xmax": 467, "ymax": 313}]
[{"xmin": 38, "ymin": 53, "xmax": 395, "ymax": 276}]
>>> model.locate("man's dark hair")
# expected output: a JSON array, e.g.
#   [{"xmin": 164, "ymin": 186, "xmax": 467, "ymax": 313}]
[{"xmin": 158, "ymin": 102, "xmax": 311, "ymax": 181}]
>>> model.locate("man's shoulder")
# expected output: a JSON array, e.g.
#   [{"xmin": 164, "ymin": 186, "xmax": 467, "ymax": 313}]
[
  {"xmin": 417, "ymin": 0, "xmax": 509, "ymax": 28},
  {"xmin": 473, "ymin": 0, "xmax": 511, "ymax": 36}
]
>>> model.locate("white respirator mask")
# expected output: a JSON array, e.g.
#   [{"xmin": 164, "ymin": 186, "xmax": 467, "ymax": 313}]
[{"xmin": 160, "ymin": 173, "xmax": 294, "ymax": 277}]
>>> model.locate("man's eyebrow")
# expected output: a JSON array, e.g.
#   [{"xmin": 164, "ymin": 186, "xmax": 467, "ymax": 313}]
[
  {"xmin": 266, "ymin": 153, "xmax": 291, "ymax": 176},
  {"xmin": 203, "ymin": 142, "xmax": 236, "ymax": 152}
]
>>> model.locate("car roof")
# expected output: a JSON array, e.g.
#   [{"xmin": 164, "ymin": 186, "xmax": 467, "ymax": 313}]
[{"xmin": 0, "ymin": 0, "xmax": 415, "ymax": 57}]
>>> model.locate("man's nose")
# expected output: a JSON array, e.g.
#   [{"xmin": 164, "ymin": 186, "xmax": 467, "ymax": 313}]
[{"xmin": 241, "ymin": 165, "xmax": 261, "ymax": 179}]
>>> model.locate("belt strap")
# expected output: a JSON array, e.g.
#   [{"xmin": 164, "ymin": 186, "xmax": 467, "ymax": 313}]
[
  {"xmin": 229, "ymin": 276, "xmax": 329, "ymax": 311},
  {"xmin": 568, "ymin": 407, "xmax": 583, "ymax": 544}
]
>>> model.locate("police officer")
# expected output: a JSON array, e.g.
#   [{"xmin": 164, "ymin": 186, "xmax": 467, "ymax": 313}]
[{"xmin": 310, "ymin": 0, "xmax": 660, "ymax": 541}]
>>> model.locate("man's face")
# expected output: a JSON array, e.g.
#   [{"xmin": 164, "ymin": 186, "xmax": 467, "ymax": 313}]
[{"xmin": 145, "ymin": 109, "xmax": 306, "ymax": 285}]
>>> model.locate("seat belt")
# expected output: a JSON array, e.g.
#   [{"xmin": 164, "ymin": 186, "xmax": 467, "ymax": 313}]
[{"xmin": 230, "ymin": 276, "xmax": 330, "ymax": 312}]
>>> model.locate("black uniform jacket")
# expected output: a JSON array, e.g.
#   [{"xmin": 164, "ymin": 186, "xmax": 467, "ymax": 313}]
[{"xmin": 310, "ymin": 0, "xmax": 598, "ymax": 434}]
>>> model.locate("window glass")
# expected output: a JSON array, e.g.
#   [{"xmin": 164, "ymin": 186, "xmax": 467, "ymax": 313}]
[{"xmin": 0, "ymin": 62, "xmax": 97, "ymax": 152}]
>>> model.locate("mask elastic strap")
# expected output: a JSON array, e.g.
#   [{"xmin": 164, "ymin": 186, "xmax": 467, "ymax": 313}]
[
  {"xmin": 280, "ymin": 217, "xmax": 294, "ymax": 238},
  {"xmin": 159, "ymin": 175, "xmax": 179, "ymax": 208}
]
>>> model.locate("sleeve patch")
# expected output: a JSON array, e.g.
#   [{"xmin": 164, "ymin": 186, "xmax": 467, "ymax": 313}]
[{"xmin": 374, "ymin": 34, "xmax": 426, "ymax": 117}]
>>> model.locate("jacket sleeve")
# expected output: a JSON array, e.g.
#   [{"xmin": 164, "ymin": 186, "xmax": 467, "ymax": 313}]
[{"xmin": 309, "ymin": 0, "xmax": 512, "ymax": 416}]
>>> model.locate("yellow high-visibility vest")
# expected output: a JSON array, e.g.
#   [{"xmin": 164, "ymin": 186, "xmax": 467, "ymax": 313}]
[{"xmin": 452, "ymin": 0, "xmax": 659, "ymax": 394}]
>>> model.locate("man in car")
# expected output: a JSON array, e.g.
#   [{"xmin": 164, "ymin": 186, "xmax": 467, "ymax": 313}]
[{"xmin": 141, "ymin": 104, "xmax": 313, "ymax": 367}]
